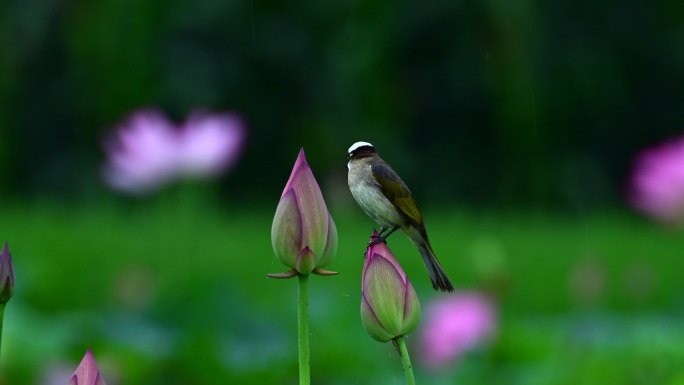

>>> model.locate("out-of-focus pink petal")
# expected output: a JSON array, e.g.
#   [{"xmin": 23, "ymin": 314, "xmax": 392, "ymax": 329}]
[
  {"xmin": 102, "ymin": 108, "xmax": 246, "ymax": 194},
  {"xmin": 630, "ymin": 136, "xmax": 684, "ymax": 222},
  {"xmin": 102, "ymin": 109, "xmax": 179, "ymax": 194},
  {"xmin": 419, "ymin": 292, "xmax": 496, "ymax": 369},
  {"xmin": 178, "ymin": 112, "xmax": 246, "ymax": 177}
]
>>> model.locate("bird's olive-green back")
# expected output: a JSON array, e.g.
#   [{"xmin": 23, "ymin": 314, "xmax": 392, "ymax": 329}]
[{"xmin": 371, "ymin": 162, "xmax": 424, "ymax": 227}]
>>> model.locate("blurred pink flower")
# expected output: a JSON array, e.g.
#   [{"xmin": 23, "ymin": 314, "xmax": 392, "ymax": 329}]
[
  {"xmin": 630, "ymin": 136, "xmax": 684, "ymax": 223},
  {"xmin": 419, "ymin": 291, "xmax": 496, "ymax": 369},
  {"xmin": 103, "ymin": 109, "xmax": 246, "ymax": 194}
]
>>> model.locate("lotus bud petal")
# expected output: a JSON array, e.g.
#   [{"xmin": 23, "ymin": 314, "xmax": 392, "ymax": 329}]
[
  {"xmin": 0, "ymin": 242, "xmax": 15, "ymax": 305},
  {"xmin": 67, "ymin": 350, "xmax": 107, "ymax": 385},
  {"xmin": 271, "ymin": 189, "xmax": 303, "ymax": 268},
  {"xmin": 316, "ymin": 214, "xmax": 338, "ymax": 269},
  {"xmin": 270, "ymin": 149, "xmax": 337, "ymax": 276},
  {"xmin": 361, "ymin": 231, "xmax": 420, "ymax": 342}
]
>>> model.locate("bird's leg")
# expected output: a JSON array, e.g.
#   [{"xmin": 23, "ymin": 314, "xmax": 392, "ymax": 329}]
[
  {"xmin": 382, "ymin": 226, "xmax": 400, "ymax": 239},
  {"xmin": 370, "ymin": 226, "xmax": 399, "ymax": 245},
  {"xmin": 377, "ymin": 226, "xmax": 388, "ymax": 237}
]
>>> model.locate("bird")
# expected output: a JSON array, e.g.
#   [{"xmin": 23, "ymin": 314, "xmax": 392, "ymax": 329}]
[{"xmin": 347, "ymin": 141, "xmax": 454, "ymax": 292}]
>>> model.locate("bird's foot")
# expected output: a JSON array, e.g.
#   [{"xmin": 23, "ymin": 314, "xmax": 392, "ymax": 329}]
[
  {"xmin": 369, "ymin": 226, "xmax": 398, "ymax": 246},
  {"xmin": 368, "ymin": 233, "xmax": 387, "ymax": 246}
]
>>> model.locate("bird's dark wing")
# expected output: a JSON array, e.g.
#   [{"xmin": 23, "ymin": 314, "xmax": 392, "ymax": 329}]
[{"xmin": 371, "ymin": 162, "xmax": 424, "ymax": 226}]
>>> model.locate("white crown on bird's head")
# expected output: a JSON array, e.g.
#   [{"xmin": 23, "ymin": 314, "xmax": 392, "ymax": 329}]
[{"xmin": 348, "ymin": 141, "xmax": 374, "ymax": 154}]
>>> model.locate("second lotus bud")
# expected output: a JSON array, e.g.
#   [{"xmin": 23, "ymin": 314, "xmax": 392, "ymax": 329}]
[
  {"xmin": 271, "ymin": 149, "xmax": 337, "ymax": 275},
  {"xmin": 68, "ymin": 349, "xmax": 107, "ymax": 385},
  {"xmin": 361, "ymin": 232, "xmax": 420, "ymax": 342},
  {"xmin": 0, "ymin": 242, "xmax": 14, "ymax": 305}
]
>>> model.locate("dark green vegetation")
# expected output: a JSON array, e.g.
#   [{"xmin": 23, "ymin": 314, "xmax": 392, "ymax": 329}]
[
  {"xmin": 2, "ymin": 0, "xmax": 683, "ymax": 383},
  {"xmin": 1, "ymin": 200, "xmax": 682, "ymax": 384},
  {"xmin": 2, "ymin": 0, "xmax": 684, "ymax": 207}
]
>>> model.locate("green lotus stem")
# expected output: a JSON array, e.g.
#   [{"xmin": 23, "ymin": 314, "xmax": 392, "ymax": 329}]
[
  {"xmin": 298, "ymin": 274, "xmax": 310, "ymax": 385},
  {"xmin": 396, "ymin": 336, "xmax": 416, "ymax": 385}
]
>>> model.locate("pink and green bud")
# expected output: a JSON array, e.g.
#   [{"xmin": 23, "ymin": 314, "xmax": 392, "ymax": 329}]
[
  {"xmin": 0, "ymin": 242, "xmax": 14, "ymax": 305},
  {"xmin": 68, "ymin": 349, "xmax": 107, "ymax": 385},
  {"xmin": 361, "ymin": 231, "xmax": 421, "ymax": 342},
  {"xmin": 271, "ymin": 149, "xmax": 337, "ymax": 276}
]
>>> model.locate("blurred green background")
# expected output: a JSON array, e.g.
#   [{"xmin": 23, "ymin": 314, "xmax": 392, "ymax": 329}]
[{"xmin": 1, "ymin": 0, "xmax": 684, "ymax": 384}]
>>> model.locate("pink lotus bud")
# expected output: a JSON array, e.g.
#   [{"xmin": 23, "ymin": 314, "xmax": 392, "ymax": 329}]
[
  {"xmin": 630, "ymin": 135, "xmax": 684, "ymax": 223},
  {"xmin": 0, "ymin": 242, "xmax": 14, "ymax": 305},
  {"xmin": 360, "ymin": 231, "xmax": 420, "ymax": 342},
  {"xmin": 271, "ymin": 149, "xmax": 337, "ymax": 275},
  {"xmin": 419, "ymin": 292, "xmax": 496, "ymax": 369},
  {"xmin": 67, "ymin": 350, "xmax": 107, "ymax": 385}
]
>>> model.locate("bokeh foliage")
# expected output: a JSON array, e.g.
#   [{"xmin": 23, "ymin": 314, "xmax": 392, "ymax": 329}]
[
  {"xmin": 1, "ymin": 0, "xmax": 684, "ymax": 384},
  {"xmin": 2, "ymin": 201, "xmax": 683, "ymax": 384},
  {"xmin": 2, "ymin": 0, "xmax": 683, "ymax": 206}
]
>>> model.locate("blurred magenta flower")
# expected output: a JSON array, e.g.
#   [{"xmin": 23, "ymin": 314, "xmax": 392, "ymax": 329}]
[
  {"xmin": 103, "ymin": 108, "xmax": 246, "ymax": 194},
  {"xmin": 630, "ymin": 135, "xmax": 684, "ymax": 223},
  {"xmin": 0, "ymin": 242, "xmax": 14, "ymax": 305},
  {"xmin": 419, "ymin": 292, "xmax": 496, "ymax": 369},
  {"xmin": 68, "ymin": 350, "xmax": 107, "ymax": 385},
  {"xmin": 361, "ymin": 231, "xmax": 420, "ymax": 342},
  {"xmin": 270, "ymin": 149, "xmax": 337, "ymax": 276}
]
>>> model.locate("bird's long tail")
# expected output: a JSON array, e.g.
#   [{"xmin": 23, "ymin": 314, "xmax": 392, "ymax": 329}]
[{"xmin": 412, "ymin": 232, "xmax": 454, "ymax": 292}]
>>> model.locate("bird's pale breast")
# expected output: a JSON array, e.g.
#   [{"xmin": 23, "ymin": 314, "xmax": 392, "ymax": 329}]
[{"xmin": 348, "ymin": 161, "xmax": 405, "ymax": 228}]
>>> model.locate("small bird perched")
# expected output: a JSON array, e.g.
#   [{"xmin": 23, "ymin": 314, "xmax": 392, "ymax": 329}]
[{"xmin": 347, "ymin": 141, "xmax": 454, "ymax": 292}]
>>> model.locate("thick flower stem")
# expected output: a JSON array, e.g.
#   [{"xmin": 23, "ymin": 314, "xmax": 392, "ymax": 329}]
[
  {"xmin": 395, "ymin": 336, "xmax": 416, "ymax": 385},
  {"xmin": 298, "ymin": 274, "xmax": 310, "ymax": 385}
]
